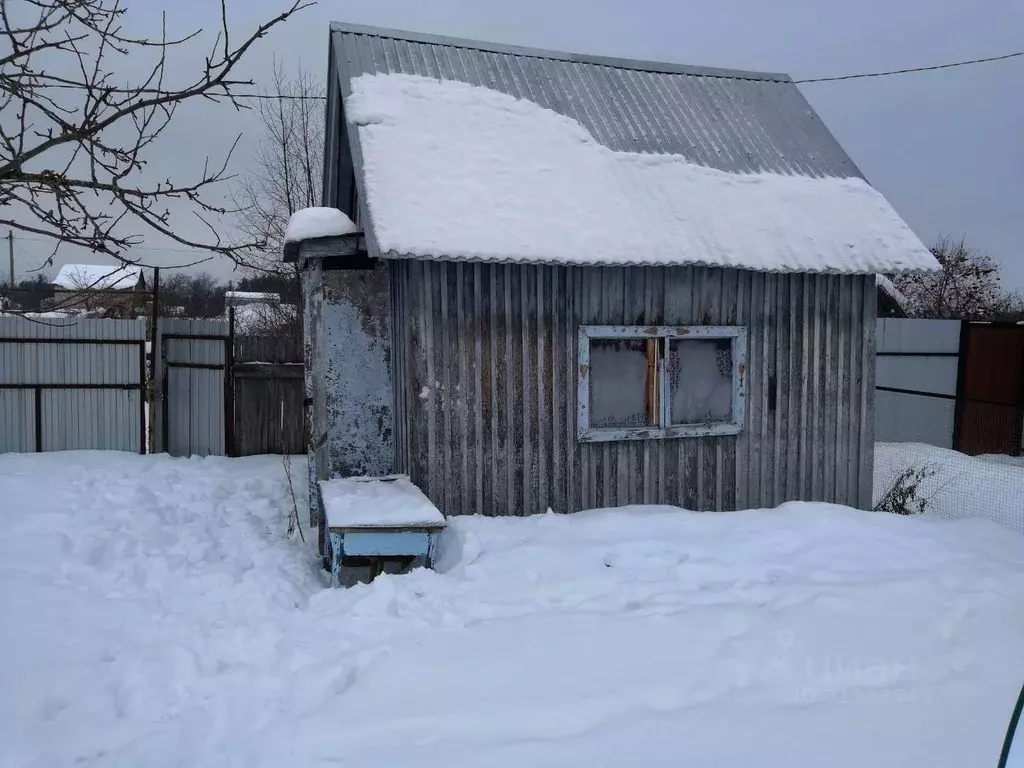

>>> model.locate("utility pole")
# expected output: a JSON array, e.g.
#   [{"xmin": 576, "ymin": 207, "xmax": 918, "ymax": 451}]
[{"xmin": 6, "ymin": 231, "xmax": 12, "ymax": 290}]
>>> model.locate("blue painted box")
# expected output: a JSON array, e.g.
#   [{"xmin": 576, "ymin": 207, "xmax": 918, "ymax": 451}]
[{"xmin": 320, "ymin": 476, "xmax": 446, "ymax": 587}]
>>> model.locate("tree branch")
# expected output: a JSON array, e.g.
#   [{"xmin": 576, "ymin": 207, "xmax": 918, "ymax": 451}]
[{"xmin": 1, "ymin": 0, "xmax": 313, "ymax": 269}]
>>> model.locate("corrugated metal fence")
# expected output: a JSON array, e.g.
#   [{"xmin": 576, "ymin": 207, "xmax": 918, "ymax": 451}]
[
  {"xmin": 153, "ymin": 318, "xmax": 305, "ymax": 457},
  {"xmin": 876, "ymin": 318, "xmax": 1024, "ymax": 454},
  {"xmin": 0, "ymin": 317, "xmax": 147, "ymax": 453},
  {"xmin": 875, "ymin": 319, "xmax": 961, "ymax": 448},
  {"xmin": 153, "ymin": 318, "xmax": 229, "ymax": 457}
]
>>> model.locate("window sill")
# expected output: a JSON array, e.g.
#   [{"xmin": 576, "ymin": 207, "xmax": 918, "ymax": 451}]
[{"xmin": 578, "ymin": 422, "xmax": 743, "ymax": 443}]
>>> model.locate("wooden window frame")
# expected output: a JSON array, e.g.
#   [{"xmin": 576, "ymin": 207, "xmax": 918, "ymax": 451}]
[{"xmin": 577, "ymin": 325, "xmax": 748, "ymax": 443}]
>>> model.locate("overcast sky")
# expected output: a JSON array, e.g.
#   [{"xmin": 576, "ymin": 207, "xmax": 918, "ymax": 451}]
[{"xmin": 10, "ymin": 0, "xmax": 1024, "ymax": 288}]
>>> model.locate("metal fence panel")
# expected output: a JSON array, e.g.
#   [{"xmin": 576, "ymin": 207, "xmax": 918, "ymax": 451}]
[
  {"xmin": 155, "ymin": 318, "xmax": 228, "ymax": 457},
  {"xmin": 0, "ymin": 317, "xmax": 146, "ymax": 453},
  {"xmin": 874, "ymin": 318, "xmax": 961, "ymax": 449},
  {"xmin": 0, "ymin": 390, "xmax": 34, "ymax": 451}
]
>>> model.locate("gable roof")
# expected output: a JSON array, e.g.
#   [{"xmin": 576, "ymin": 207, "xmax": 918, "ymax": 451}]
[
  {"xmin": 52, "ymin": 263, "xmax": 143, "ymax": 291},
  {"xmin": 327, "ymin": 23, "xmax": 937, "ymax": 274}
]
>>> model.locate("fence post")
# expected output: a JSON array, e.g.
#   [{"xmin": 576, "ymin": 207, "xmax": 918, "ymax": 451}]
[
  {"xmin": 34, "ymin": 384, "xmax": 42, "ymax": 452},
  {"xmin": 138, "ymin": 339, "xmax": 146, "ymax": 454},
  {"xmin": 149, "ymin": 268, "xmax": 160, "ymax": 453},
  {"xmin": 161, "ymin": 336, "xmax": 169, "ymax": 454},
  {"xmin": 224, "ymin": 307, "xmax": 236, "ymax": 457},
  {"xmin": 951, "ymin": 320, "xmax": 970, "ymax": 451}
]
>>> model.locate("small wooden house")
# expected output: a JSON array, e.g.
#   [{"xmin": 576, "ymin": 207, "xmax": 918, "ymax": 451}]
[{"xmin": 293, "ymin": 23, "xmax": 937, "ymax": 528}]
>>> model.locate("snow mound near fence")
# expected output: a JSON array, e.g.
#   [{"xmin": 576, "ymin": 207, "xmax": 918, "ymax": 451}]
[
  {"xmin": 2, "ymin": 451, "xmax": 1024, "ymax": 767},
  {"xmin": 875, "ymin": 442, "xmax": 1024, "ymax": 533}
]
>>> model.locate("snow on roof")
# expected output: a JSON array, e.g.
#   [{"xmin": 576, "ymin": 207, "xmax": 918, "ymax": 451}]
[
  {"xmin": 347, "ymin": 74, "xmax": 939, "ymax": 275},
  {"xmin": 320, "ymin": 475, "xmax": 446, "ymax": 529},
  {"xmin": 876, "ymin": 275, "xmax": 910, "ymax": 315},
  {"xmin": 284, "ymin": 207, "xmax": 358, "ymax": 243},
  {"xmin": 225, "ymin": 291, "xmax": 280, "ymax": 301},
  {"xmin": 53, "ymin": 263, "xmax": 142, "ymax": 290}
]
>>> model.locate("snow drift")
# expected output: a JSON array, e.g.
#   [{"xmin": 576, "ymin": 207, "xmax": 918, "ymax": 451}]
[
  {"xmin": 875, "ymin": 442, "xmax": 1024, "ymax": 533},
  {"xmin": 2, "ymin": 450, "xmax": 1023, "ymax": 767}
]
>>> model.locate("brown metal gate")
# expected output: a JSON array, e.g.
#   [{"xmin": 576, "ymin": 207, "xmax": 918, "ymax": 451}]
[{"xmin": 954, "ymin": 323, "xmax": 1024, "ymax": 455}]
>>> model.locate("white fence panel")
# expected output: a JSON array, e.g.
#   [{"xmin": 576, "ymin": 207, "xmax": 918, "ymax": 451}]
[
  {"xmin": 874, "ymin": 319, "xmax": 961, "ymax": 448},
  {"xmin": 0, "ymin": 317, "xmax": 147, "ymax": 453},
  {"xmin": 155, "ymin": 318, "xmax": 228, "ymax": 457}
]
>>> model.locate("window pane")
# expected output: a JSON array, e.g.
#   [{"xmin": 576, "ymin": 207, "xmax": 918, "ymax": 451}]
[
  {"xmin": 588, "ymin": 338, "xmax": 657, "ymax": 429},
  {"xmin": 668, "ymin": 338, "xmax": 733, "ymax": 424}
]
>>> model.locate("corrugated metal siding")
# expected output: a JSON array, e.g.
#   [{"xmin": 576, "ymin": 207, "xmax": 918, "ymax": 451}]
[
  {"xmin": 0, "ymin": 317, "xmax": 146, "ymax": 453},
  {"xmin": 154, "ymin": 318, "xmax": 227, "ymax": 457},
  {"xmin": 393, "ymin": 263, "xmax": 875, "ymax": 516},
  {"xmin": 327, "ymin": 25, "xmax": 864, "ymax": 218}
]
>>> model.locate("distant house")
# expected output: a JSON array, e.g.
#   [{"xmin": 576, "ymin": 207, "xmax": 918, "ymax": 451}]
[
  {"xmin": 223, "ymin": 291, "xmax": 297, "ymax": 335},
  {"xmin": 51, "ymin": 263, "xmax": 146, "ymax": 312},
  {"xmin": 224, "ymin": 291, "xmax": 281, "ymax": 309},
  {"xmin": 291, "ymin": 23, "xmax": 939, "ymax": 526}
]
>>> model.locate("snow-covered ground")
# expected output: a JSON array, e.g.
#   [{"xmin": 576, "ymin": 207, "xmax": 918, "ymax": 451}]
[
  {"xmin": 875, "ymin": 442, "xmax": 1024, "ymax": 533},
  {"xmin": 2, "ymin": 450, "xmax": 1024, "ymax": 767}
]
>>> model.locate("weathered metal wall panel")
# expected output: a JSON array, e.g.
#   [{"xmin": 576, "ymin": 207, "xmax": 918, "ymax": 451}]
[
  {"xmin": 321, "ymin": 264, "xmax": 394, "ymax": 477},
  {"xmin": 393, "ymin": 263, "xmax": 875, "ymax": 516},
  {"xmin": 0, "ymin": 317, "xmax": 146, "ymax": 453},
  {"xmin": 302, "ymin": 260, "xmax": 327, "ymax": 526}
]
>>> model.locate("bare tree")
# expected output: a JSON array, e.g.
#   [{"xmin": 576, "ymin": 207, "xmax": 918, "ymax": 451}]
[
  {"xmin": 893, "ymin": 235, "xmax": 1006, "ymax": 319},
  {"xmin": 160, "ymin": 271, "xmax": 224, "ymax": 317},
  {"xmin": 231, "ymin": 63, "xmax": 323, "ymax": 274},
  {"xmin": 0, "ymin": 0, "xmax": 311, "ymax": 269},
  {"xmin": 49, "ymin": 262, "xmax": 140, "ymax": 313}
]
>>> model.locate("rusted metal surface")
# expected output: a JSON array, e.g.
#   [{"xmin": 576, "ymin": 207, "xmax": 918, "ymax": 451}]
[
  {"xmin": 958, "ymin": 323, "xmax": 1024, "ymax": 455},
  {"xmin": 390, "ymin": 261, "xmax": 875, "ymax": 516}
]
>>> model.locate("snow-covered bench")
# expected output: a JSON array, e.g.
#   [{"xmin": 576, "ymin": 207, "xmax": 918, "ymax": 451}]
[{"xmin": 319, "ymin": 476, "xmax": 446, "ymax": 587}]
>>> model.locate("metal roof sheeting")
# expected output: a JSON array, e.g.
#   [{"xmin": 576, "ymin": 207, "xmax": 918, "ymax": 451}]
[
  {"xmin": 329, "ymin": 23, "xmax": 862, "ymax": 179},
  {"xmin": 326, "ymin": 23, "xmax": 921, "ymax": 273}
]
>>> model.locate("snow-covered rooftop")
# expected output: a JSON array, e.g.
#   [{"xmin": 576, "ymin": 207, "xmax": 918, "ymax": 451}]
[
  {"xmin": 320, "ymin": 475, "xmax": 446, "ymax": 529},
  {"xmin": 284, "ymin": 207, "xmax": 358, "ymax": 244},
  {"xmin": 225, "ymin": 291, "xmax": 280, "ymax": 301},
  {"xmin": 347, "ymin": 74, "xmax": 939, "ymax": 275},
  {"xmin": 876, "ymin": 275, "xmax": 911, "ymax": 315},
  {"xmin": 52, "ymin": 263, "xmax": 142, "ymax": 291}
]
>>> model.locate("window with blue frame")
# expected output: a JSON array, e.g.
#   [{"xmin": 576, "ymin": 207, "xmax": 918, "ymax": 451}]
[{"xmin": 577, "ymin": 325, "xmax": 747, "ymax": 442}]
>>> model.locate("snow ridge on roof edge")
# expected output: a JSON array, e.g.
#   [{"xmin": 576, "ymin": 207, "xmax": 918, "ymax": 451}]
[
  {"xmin": 375, "ymin": 249, "xmax": 934, "ymax": 275},
  {"xmin": 330, "ymin": 21, "xmax": 792, "ymax": 83}
]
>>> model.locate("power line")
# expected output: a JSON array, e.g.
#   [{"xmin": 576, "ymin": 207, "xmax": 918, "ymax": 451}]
[
  {"xmin": 794, "ymin": 50, "xmax": 1024, "ymax": 84},
  {"xmin": 9, "ymin": 233, "xmax": 222, "ymax": 256},
  {"xmin": 13, "ymin": 47, "xmax": 1024, "ymax": 101},
  {"xmin": 17, "ymin": 82, "xmax": 325, "ymax": 100}
]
